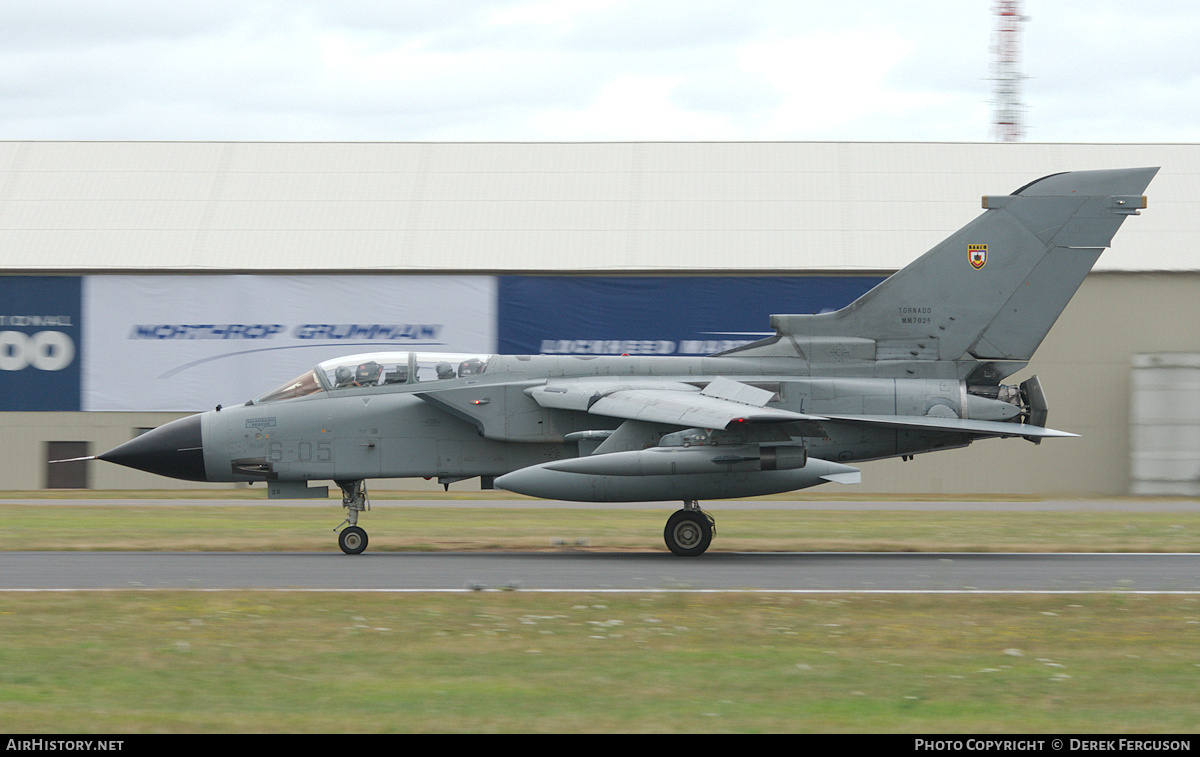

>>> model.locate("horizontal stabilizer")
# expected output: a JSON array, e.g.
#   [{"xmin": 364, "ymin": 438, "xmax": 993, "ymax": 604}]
[
  {"xmin": 820, "ymin": 414, "xmax": 1077, "ymax": 439},
  {"xmin": 820, "ymin": 470, "xmax": 862, "ymax": 485}
]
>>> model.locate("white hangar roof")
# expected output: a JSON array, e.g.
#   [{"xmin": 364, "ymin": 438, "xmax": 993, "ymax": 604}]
[{"xmin": 0, "ymin": 140, "xmax": 1196, "ymax": 273}]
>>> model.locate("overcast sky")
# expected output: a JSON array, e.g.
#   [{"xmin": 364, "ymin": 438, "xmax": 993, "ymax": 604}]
[{"xmin": 3, "ymin": 0, "xmax": 1198, "ymax": 143}]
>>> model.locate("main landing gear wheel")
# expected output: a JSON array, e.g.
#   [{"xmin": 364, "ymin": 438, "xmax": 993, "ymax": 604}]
[
  {"xmin": 664, "ymin": 506, "xmax": 715, "ymax": 557},
  {"xmin": 339, "ymin": 526, "xmax": 368, "ymax": 555}
]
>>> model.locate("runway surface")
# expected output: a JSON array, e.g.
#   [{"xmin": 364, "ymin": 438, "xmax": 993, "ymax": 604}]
[
  {"xmin": 5, "ymin": 551, "xmax": 1200, "ymax": 592},
  {"xmin": 5, "ymin": 498, "xmax": 1199, "ymax": 592}
]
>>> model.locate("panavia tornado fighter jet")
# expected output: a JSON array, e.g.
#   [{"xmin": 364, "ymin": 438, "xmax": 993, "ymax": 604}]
[{"xmin": 95, "ymin": 167, "xmax": 1157, "ymax": 555}]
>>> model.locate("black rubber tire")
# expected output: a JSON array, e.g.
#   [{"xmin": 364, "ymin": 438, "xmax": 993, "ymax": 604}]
[
  {"xmin": 663, "ymin": 509, "xmax": 713, "ymax": 556},
  {"xmin": 339, "ymin": 526, "xmax": 369, "ymax": 555}
]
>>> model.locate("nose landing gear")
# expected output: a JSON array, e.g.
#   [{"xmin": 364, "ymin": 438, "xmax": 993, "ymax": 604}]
[{"xmin": 335, "ymin": 479, "xmax": 371, "ymax": 554}]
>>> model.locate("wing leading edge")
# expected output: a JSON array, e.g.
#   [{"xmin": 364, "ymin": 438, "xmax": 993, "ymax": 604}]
[{"xmin": 526, "ymin": 377, "xmax": 828, "ymax": 431}]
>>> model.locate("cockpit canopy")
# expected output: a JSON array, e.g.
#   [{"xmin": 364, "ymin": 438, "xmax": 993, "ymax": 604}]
[{"xmin": 254, "ymin": 352, "xmax": 492, "ymax": 404}]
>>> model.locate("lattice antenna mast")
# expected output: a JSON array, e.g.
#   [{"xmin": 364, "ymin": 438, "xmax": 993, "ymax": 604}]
[{"xmin": 990, "ymin": 0, "xmax": 1027, "ymax": 141}]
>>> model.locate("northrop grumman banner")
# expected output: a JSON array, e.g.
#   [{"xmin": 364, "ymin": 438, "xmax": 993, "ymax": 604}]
[{"xmin": 83, "ymin": 276, "xmax": 496, "ymax": 411}]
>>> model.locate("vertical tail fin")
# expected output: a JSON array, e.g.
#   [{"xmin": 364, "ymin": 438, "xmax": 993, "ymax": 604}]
[{"xmin": 761, "ymin": 167, "xmax": 1157, "ymax": 365}]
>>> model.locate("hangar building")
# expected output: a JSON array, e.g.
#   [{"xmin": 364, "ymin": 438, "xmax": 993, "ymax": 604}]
[{"xmin": 1, "ymin": 141, "xmax": 1198, "ymax": 496}]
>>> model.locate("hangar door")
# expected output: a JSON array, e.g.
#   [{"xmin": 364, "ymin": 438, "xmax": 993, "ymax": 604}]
[{"xmin": 1130, "ymin": 354, "xmax": 1200, "ymax": 496}]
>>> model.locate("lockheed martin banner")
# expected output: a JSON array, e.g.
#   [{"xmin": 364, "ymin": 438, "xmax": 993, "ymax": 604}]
[{"xmin": 496, "ymin": 276, "xmax": 882, "ymax": 356}]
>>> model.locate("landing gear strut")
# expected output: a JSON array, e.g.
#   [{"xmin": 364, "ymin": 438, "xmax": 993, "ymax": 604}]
[
  {"xmin": 335, "ymin": 479, "xmax": 370, "ymax": 555},
  {"xmin": 664, "ymin": 501, "xmax": 715, "ymax": 556}
]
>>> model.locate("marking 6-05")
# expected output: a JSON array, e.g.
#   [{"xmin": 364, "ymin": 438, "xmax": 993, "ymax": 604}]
[{"xmin": 267, "ymin": 440, "xmax": 333, "ymax": 463}]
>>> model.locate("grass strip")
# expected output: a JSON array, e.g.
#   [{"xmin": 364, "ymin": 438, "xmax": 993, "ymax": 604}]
[
  {"xmin": 1, "ymin": 504, "xmax": 1198, "ymax": 553},
  {"xmin": 1, "ymin": 591, "xmax": 1197, "ymax": 733}
]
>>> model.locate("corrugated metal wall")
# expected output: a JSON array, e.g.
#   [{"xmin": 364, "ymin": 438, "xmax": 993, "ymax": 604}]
[{"xmin": 1, "ymin": 141, "xmax": 1197, "ymax": 273}]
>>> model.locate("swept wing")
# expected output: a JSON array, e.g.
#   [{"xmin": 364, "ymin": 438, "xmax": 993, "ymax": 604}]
[{"xmin": 526, "ymin": 376, "xmax": 827, "ymax": 430}]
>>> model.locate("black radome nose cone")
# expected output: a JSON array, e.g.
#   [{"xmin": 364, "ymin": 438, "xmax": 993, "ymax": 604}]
[{"xmin": 99, "ymin": 414, "xmax": 208, "ymax": 482}]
